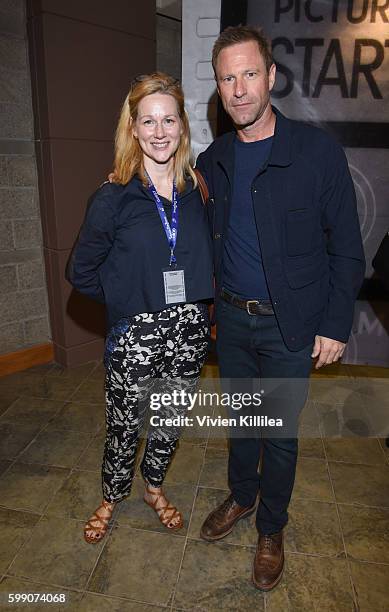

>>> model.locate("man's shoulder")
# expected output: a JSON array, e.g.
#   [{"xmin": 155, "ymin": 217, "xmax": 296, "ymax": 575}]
[
  {"xmin": 197, "ymin": 131, "xmax": 235, "ymax": 161},
  {"xmin": 285, "ymin": 114, "xmax": 339, "ymax": 152}
]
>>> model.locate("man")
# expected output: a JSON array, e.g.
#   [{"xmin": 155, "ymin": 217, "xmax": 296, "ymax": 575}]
[{"xmin": 196, "ymin": 26, "xmax": 365, "ymax": 591}]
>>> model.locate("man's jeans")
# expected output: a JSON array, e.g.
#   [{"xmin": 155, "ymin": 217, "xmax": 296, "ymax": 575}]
[{"xmin": 216, "ymin": 297, "xmax": 313, "ymax": 534}]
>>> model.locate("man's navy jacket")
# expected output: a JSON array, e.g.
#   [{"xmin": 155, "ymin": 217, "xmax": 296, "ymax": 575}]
[{"xmin": 196, "ymin": 107, "xmax": 366, "ymax": 351}]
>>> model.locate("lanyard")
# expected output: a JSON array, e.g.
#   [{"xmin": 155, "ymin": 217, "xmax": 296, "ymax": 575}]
[{"xmin": 146, "ymin": 172, "xmax": 179, "ymax": 266}]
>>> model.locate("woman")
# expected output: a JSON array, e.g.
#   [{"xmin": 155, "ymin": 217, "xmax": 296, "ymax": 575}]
[{"xmin": 67, "ymin": 73, "xmax": 213, "ymax": 543}]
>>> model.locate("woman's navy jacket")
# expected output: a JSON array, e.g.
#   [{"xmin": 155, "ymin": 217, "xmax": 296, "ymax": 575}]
[
  {"xmin": 66, "ymin": 176, "xmax": 214, "ymax": 330},
  {"xmin": 196, "ymin": 107, "xmax": 366, "ymax": 351}
]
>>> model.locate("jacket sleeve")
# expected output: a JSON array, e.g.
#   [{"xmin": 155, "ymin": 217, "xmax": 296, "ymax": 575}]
[
  {"xmin": 317, "ymin": 140, "xmax": 366, "ymax": 342},
  {"xmin": 66, "ymin": 191, "xmax": 116, "ymax": 304}
]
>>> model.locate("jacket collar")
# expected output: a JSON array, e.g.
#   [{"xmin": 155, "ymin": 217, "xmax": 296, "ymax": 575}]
[
  {"xmin": 125, "ymin": 174, "xmax": 194, "ymax": 201},
  {"xmin": 214, "ymin": 105, "xmax": 293, "ymax": 176},
  {"xmin": 214, "ymin": 131, "xmax": 236, "ymax": 183},
  {"xmin": 269, "ymin": 107, "xmax": 292, "ymax": 167}
]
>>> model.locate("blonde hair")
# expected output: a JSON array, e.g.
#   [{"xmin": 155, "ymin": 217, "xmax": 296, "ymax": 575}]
[{"xmin": 113, "ymin": 72, "xmax": 196, "ymax": 192}]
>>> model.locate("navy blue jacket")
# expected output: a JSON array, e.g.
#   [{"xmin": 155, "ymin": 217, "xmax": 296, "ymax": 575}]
[
  {"xmin": 196, "ymin": 107, "xmax": 366, "ymax": 351},
  {"xmin": 66, "ymin": 176, "xmax": 214, "ymax": 329}
]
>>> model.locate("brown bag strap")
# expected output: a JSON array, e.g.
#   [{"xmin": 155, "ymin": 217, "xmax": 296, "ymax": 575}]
[{"xmin": 194, "ymin": 168, "xmax": 209, "ymax": 205}]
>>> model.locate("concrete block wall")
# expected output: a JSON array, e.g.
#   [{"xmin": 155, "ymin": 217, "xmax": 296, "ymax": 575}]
[
  {"xmin": 0, "ymin": 0, "xmax": 50, "ymax": 354},
  {"xmin": 182, "ymin": 0, "xmax": 221, "ymax": 159}
]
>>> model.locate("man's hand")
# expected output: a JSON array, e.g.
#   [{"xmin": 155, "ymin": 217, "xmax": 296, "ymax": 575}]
[{"xmin": 311, "ymin": 335, "xmax": 346, "ymax": 369}]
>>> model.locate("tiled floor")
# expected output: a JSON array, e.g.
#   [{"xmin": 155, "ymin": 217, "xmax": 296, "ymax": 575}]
[{"xmin": 0, "ymin": 360, "xmax": 388, "ymax": 611}]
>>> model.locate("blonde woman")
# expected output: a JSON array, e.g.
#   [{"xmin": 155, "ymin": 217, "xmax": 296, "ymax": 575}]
[{"xmin": 67, "ymin": 73, "xmax": 213, "ymax": 543}]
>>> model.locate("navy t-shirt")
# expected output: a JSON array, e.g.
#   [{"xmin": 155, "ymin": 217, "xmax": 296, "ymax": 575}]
[{"xmin": 223, "ymin": 136, "xmax": 273, "ymax": 299}]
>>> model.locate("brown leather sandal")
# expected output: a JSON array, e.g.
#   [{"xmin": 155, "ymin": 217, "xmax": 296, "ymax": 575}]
[
  {"xmin": 144, "ymin": 485, "xmax": 183, "ymax": 530},
  {"xmin": 84, "ymin": 500, "xmax": 115, "ymax": 544}
]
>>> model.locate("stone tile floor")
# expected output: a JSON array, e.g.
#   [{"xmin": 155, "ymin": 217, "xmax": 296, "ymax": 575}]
[{"xmin": 0, "ymin": 360, "xmax": 388, "ymax": 611}]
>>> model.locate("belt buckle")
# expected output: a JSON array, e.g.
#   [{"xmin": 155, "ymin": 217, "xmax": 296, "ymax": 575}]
[{"xmin": 246, "ymin": 300, "xmax": 259, "ymax": 315}]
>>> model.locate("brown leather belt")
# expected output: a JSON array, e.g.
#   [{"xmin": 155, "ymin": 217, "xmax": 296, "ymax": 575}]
[{"xmin": 221, "ymin": 288, "xmax": 275, "ymax": 316}]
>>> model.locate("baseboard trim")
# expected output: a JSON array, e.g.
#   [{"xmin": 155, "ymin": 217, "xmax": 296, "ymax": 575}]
[{"xmin": 0, "ymin": 343, "xmax": 54, "ymax": 377}]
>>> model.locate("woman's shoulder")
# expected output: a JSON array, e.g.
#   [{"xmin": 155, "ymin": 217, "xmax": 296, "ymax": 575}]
[
  {"xmin": 88, "ymin": 179, "xmax": 132, "ymax": 211},
  {"xmin": 83, "ymin": 181, "xmax": 129, "ymax": 227},
  {"xmin": 94, "ymin": 179, "xmax": 127, "ymax": 200},
  {"xmin": 184, "ymin": 176, "xmax": 208, "ymax": 205}
]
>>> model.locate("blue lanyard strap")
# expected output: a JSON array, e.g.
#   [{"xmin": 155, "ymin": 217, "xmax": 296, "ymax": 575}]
[{"xmin": 145, "ymin": 172, "xmax": 179, "ymax": 266}]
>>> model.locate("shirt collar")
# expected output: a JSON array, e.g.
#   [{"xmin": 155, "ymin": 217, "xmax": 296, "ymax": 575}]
[{"xmin": 215, "ymin": 105, "xmax": 293, "ymax": 175}]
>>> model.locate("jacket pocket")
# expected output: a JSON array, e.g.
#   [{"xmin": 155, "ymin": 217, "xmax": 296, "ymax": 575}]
[
  {"xmin": 285, "ymin": 259, "xmax": 328, "ymax": 324},
  {"xmin": 285, "ymin": 259, "xmax": 327, "ymax": 288},
  {"xmin": 286, "ymin": 209, "xmax": 317, "ymax": 257}
]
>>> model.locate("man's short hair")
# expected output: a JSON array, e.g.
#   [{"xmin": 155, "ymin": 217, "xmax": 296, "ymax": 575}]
[{"xmin": 212, "ymin": 25, "xmax": 274, "ymax": 75}]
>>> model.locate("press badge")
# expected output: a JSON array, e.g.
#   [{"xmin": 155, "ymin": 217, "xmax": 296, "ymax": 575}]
[
  {"xmin": 163, "ymin": 267, "xmax": 186, "ymax": 304},
  {"xmin": 146, "ymin": 173, "xmax": 185, "ymax": 304}
]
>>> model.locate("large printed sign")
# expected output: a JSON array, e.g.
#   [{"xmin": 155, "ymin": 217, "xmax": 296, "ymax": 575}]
[{"xmin": 255, "ymin": 0, "xmax": 389, "ymax": 123}]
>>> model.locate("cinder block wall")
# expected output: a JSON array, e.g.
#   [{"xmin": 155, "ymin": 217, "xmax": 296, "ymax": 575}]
[{"xmin": 0, "ymin": 0, "xmax": 50, "ymax": 355}]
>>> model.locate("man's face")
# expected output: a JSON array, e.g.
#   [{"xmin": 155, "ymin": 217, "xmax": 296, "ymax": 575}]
[{"xmin": 215, "ymin": 41, "xmax": 276, "ymax": 129}]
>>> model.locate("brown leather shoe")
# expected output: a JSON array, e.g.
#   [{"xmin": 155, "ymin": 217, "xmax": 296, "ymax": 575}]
[
  {"xmin": 252, "ymin": 531, "xmax": 284, "ymax": 591},
  {"xmin": 200, "ymin": 494, "xmax": 256, "ymax": 541}
]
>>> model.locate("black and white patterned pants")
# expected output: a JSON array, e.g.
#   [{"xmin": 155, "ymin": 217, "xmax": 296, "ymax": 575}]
[{"xmin": 102, "ymin": 303, "xmax": 210, "ymax": 502}]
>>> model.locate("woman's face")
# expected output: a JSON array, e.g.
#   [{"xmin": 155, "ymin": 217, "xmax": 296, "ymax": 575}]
[{"xmin": 133, "ymin": 93, "xmax": 183, "ymax": 167}]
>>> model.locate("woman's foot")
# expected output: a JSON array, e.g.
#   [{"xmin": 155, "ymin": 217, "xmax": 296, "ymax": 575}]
[
  {"xmin": 144, "ymin": 484, "xmax": 183, "ymax": 530},
  {"xmin": 84, "ymin": 500, "xmax": 115, "ymax": 544}
]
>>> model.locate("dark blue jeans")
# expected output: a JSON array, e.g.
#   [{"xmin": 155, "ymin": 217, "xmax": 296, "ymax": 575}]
[{"xmin": 216, "ymin": 297, "xmax": 313, "ymax": 535}]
